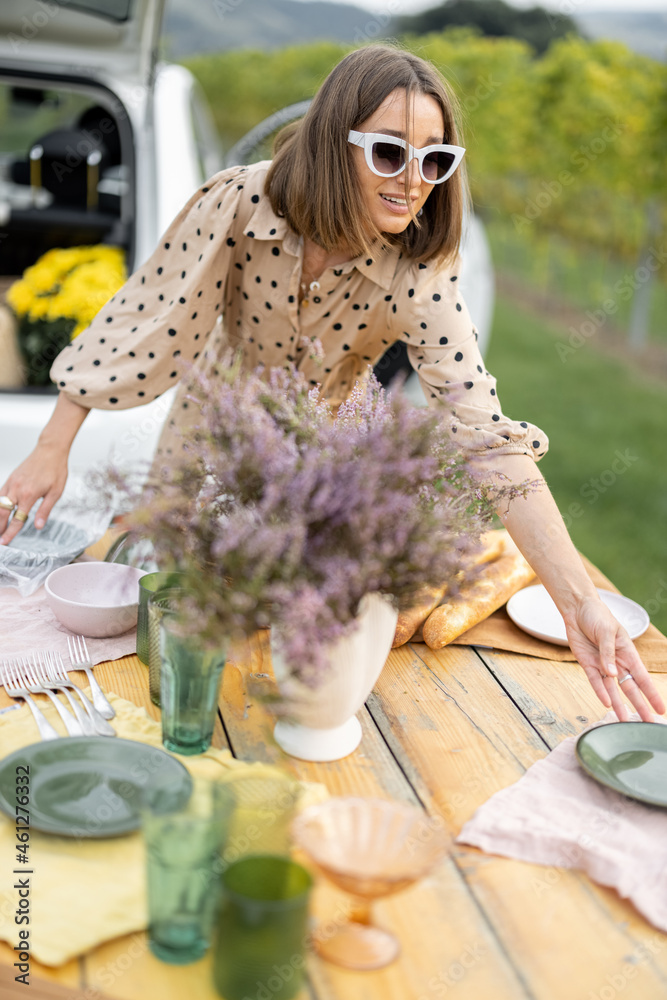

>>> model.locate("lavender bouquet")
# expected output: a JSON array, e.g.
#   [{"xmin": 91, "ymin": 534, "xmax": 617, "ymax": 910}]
[{"xmin": 117, "ymin": 362, "xmax": 529, "ymax": 685}]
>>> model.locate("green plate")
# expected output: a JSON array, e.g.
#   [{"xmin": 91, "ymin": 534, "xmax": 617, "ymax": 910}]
[
  {"xmin": 0, "ymin": 738, "xmax": 192, "ymax": 837},
  {"xmin": 575, "ymin": 722, "xmax": 667, "ymax": 807}
]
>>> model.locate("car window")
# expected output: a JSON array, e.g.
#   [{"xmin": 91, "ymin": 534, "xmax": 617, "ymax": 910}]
[
  {"xmin": 0, "ymin": 80, "xmax": 129, "ymax": 305},
  {"xmin": 0, "ymin": 85, "xmax": 91, "ymax": 161}
]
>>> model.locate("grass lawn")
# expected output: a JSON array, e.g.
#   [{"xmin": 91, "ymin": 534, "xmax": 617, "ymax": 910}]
[
  {"xmin": 486, "ymin": 292, "xmax": 667, "ymax": 637},
  {"xmin": 485, "ymin": 219, "xmax": 667, "ymax": 349}
]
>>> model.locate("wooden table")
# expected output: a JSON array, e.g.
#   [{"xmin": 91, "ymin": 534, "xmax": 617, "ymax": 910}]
[{"xmin": 2, "ymin": 571, "xmax": 667, "ymax": 999}]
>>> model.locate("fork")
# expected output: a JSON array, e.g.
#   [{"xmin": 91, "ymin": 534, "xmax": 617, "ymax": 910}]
[
  {"xmin": 66, "ymin": 635, "xmax": 115, "ymax": 720},
  {"xmin": 1, "ymin": 659, "xmax": 60, "ymax": 741},
  {"xmin": 17, "ymin": 655, "xmax": 84, "ymax": 737},
  {"xmin": 43, "ymin": 652, "xmax": 116, "ymax": 737},
  {"xmin": 31, "ymin": 653, "xmax": 96, "ymax": 737}
]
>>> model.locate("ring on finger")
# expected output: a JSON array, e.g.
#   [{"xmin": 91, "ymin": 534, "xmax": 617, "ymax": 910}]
[
  {"xmin": 0, "ymin": 495, "xmax": 16, "ymax": 512},
  {"xmin": 618, "ymin": 673, "xmax": 633, "ymax": 685},
  {"xmin": 12, "ymin": 510, "xmax": 29, "ymax": 524}
]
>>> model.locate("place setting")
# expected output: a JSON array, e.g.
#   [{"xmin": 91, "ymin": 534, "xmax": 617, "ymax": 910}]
[
  {"xmin": 0, "ymin": 531, "xmax": 448, "ymax": 994},
  {"xmin": 0, "ymin": 348, "xmax": 665, "ymax": 998}
]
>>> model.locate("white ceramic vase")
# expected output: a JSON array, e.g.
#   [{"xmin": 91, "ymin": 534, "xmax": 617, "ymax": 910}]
[{"xmin": 270, "ymin": 593, "xmax": 398, "ymax": 762}]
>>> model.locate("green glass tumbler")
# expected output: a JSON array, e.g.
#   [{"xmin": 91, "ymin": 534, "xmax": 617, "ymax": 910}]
[
  {"xmin": 213, "ymin": 855, "xmax": 313, "ymax": 1000},
  {"xmin": 142, "ymin": 780, "xmax": 231, "ymax": 965},
  {"xmin": 217, "ymin": 770, "xmax": 300, "ymax": 863},
  {"xmin": 147, "ymin": 588, "xmax": 188, "ymax": 707},
  {"xmin": 159, "ymin": 614, "xmax": 227, "ymax": 755},
  {"xmin": 137, "ymin": 572, "xmax": 182, "ymax": 665}
]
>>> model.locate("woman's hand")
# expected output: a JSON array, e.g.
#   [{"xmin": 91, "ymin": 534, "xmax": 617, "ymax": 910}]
[
  {"xmin": 0, "ymin": 444, "xmax": 69, "ymax": 545},
  {"xmin": 487, "ymin": 453, "xmax": 664, "ymax": 723},
  {"xmin": 0, "ymin": 392, "xmax": 89, "ymax": 545},
  {"xmin": 564, "ymin": 595, "xmax": 665, "ymax": 722}
]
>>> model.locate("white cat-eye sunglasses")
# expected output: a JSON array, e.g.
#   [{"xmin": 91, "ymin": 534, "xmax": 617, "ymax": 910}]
[{"xmin": 348, "ymin": 129, "xmax": 466, "ymax": 185}]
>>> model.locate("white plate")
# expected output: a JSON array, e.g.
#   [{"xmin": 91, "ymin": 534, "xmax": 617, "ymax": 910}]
[{"xmin": 506, "ymin": 585, "xmax": 650, "ymax": 646}]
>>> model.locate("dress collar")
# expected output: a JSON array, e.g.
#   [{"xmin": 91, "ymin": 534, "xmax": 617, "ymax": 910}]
[{"xmin": 243, "ymin": 191, "xmax": 401, "ymax": 291}]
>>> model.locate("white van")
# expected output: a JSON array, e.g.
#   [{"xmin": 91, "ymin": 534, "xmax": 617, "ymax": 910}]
[{"xmin": 0, "ymin": 1, "xmax": 494, "ymax": 488}]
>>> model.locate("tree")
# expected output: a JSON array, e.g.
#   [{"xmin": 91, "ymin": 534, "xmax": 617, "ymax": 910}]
[{"xmin": 393, "ymin": 0, "xmax": 580, "ymax": 55}]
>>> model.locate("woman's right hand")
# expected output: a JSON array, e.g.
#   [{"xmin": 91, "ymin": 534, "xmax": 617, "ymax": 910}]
[
  {"xmin": 0, "ymin": 391, "xmax": 90, "ymax": 546},
  {"xmin": 0, "ymin": 444, "xmax": 69, "ymax": 545}
]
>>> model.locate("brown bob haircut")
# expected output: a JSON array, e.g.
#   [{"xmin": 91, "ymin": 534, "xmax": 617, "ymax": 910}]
[{"xmin": 265, "ymin": 45, "xmax": 469, "ymax": 265}]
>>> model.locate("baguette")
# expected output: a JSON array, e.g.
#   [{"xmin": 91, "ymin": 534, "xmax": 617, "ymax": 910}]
[
  {"xmin": 422, "ymin": 545, "xmax": 535, "ymax": 650},
  {"xmin": 392, "ymin": 584, "xmax": 447, "ymax": 648},
  {"xmin": 391, "ymin": 529, "xmax": 507, "ymax": 648}
]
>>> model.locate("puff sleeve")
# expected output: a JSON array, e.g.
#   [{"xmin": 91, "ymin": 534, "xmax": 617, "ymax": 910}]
[
  {"xmin": 50, "ymin": 164, "xmax": 250, "ymax": 409},
  {"xmin": 390, "ymin": 258, "xmax": 548, "ymax": 461}
]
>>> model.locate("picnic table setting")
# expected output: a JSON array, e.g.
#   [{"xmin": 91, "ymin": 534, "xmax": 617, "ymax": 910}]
[{"xmin": 1, "ymin": 367, "xmax": 667, "ymax": 1000}]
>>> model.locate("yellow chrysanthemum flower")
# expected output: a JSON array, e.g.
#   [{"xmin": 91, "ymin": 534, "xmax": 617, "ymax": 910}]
[
  {"xmin": 5, "ymin": 281, "xmax": 33, "ymax": 317},
  {"xmin": 28, "ymin": 296, "xmax": 53, "ymax": 320},
  {"xmin": 7, "ymin": 245, "xmax": 127, "ymax": 332}
]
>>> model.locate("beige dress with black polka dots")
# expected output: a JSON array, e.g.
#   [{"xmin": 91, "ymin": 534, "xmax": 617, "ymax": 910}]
[{"xmin": 51, "ymin": 161, "xmax": 547, "ymax": 468}]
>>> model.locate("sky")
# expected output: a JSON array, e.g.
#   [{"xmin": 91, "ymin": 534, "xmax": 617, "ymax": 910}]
[{"xmin": 303, "ymin": 0, "xmax": 667, "ymax": 13}]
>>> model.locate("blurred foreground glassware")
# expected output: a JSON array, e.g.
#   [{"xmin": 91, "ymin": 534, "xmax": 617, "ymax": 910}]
[
  {"xmin": 213, "ymin": 855, "xmax": 312, "ymax": 1000},
  {"xmin": 291, "ymin": 797, "xmax": 447, "ymax": 970},
  {"xmin": 217, "ymin": 768, "xmax": 300, "ymax": 863},
  {"xmin": 159, "ymin": 610, "xmax": 226, "ymax": 755},
  {"xmin": 141, "ymin": 779, "xmax": 230, "ymax": 964},
  {"xmin": 137, "ymin": 571, "xmax": 183, "ymax": 665},
  {"xmin": 104, "ymin": 530, "xmax": 158, "ymax": 571}
]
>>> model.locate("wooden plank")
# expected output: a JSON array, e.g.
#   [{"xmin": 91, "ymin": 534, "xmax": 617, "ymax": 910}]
[
  {"xmin": 474, "ymin": 647, "xmax": 667, "ymax": 745},
  {"xmin": 455, "ymin": 847, "xmax": 667, "ymax": 1000},
  {"xmin": 364, "ymin": 641, "xmax": 667, "ymax": 1000},
  {"xmin": 0, "ymin": 944, "xmax": 82, "ymax": 994},
  {"xmin": 220, "ymin": 632, "xmax": 419, "ymax": 801},
  {"xmin": 214, "ymin": 633, "xmax": 531, "ymax": 1000},
  {"xmin": 84, "ymin": 937, "xmax": 222, "ymax": 1000},
  {"xmin": 366, "ymin": 644, "xmax": 549, "ymax": 829},
  {"xmin": 474, "ymin": 646, "xmax": 667, "ymax": 988},
  {"xmin": 306, "ymin": 866, "xmax": 529, "ymax": 1000},
  {"xmin": 0, "ymin": 959, "xmax": 115, "ymax": 999}
]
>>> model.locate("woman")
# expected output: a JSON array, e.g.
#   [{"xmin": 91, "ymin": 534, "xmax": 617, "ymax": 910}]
[{"xmin": 0, "ymin": 45, "xmax": 662, "ymax": 722}]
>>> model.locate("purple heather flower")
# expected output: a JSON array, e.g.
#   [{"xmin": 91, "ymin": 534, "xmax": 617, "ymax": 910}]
[{"xmin": 112, "ymin": 362, "xmax": 534, "ymax": 684}]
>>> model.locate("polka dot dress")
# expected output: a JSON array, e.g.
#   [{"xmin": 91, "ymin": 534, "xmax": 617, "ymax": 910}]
[{"xmin": 50, "ymin": 161, "xmax": 548, "ymax": 463}]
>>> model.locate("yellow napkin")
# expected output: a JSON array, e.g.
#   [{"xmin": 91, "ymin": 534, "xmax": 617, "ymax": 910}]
[{"xmin": 0, "ymin": 692, "xmax": 325, "ymax": 967}]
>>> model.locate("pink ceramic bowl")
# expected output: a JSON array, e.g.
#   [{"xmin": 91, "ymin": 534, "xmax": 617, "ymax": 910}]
[{"xmin": 45, "ymin": 562, "xmax": 147, "ymax": 638}]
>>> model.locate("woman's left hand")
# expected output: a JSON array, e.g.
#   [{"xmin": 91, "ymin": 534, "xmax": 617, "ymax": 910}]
[{"xmin": 564, "ymin": 595, "xmax": 665, "ymax": 722}]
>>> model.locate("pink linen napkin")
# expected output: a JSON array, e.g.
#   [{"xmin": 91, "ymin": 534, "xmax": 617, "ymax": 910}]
[
  {"xmin": 457, "ymin": 713, "xmax": 667, "ymax": 932},
  {"xmin": 0, "ymin": 579, "xmax": 136, "ymax": 666}
]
